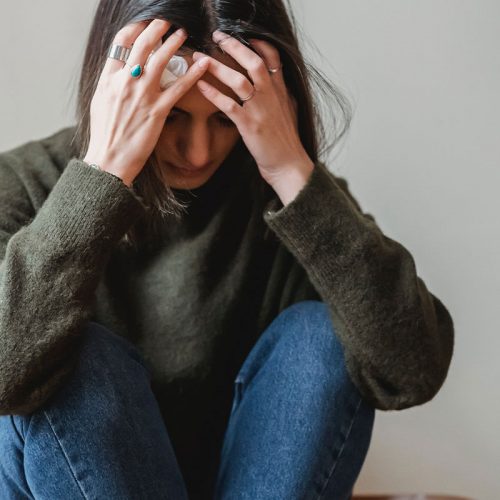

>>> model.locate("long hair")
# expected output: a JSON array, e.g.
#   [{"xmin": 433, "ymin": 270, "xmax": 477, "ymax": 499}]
[{"xmin": 71, "ymin": 0, "xmax": 352, "ymax": 252}]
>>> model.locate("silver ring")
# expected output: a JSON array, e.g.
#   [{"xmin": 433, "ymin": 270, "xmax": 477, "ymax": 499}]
[
  {"xmin": 108, "ymin": 44, "xmax": 132, "ymax": 63},
  {"xmin": 268, "ymin": 63, "xmax": 283, "ymax": 74},
  {"xmin": 240, "ymin": 87, "xmax": 256, "ymax": 102}
]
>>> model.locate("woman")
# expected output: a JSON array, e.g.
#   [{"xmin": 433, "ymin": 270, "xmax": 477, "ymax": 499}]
[{"xmin": 0, "ymin": 1, "xmax": 454, "ymax": 499}]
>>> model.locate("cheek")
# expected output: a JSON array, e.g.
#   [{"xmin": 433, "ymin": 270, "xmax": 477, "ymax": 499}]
[
  {"xmin": 155, "ymin": 126, "xmax": 176, "ymax": 151},
  {"xmin": 217, "ymin": 130, "xmax": 241, "ymax": 155}
]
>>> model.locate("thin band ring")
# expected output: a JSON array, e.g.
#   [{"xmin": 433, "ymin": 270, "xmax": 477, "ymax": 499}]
[
  {"xmin": 268, "ymin": 63, "xmax": 283, "ymax": 74},
  {"xmin": 240, "ymin": 87, "xmax": 256, "ymax": 102}
]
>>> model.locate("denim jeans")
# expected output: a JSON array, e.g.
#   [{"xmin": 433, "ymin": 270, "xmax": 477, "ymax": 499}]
[{"xmin": 0, "ymin": 300, "xmax": 375, "ymax": 499}]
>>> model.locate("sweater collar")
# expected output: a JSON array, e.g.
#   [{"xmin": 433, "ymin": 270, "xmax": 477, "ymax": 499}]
[{"xmin": 170, "ymin": 139, "xmax": 257, "ymax": 211}]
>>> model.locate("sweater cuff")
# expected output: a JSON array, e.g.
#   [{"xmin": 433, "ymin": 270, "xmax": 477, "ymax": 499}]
[
  {"xmin": 263, "ymin": 161, "xmax": 370, "ymax": 262},
  {"xmin": 29, "ymin": 158, "xmax": 147, "ymax": 252}
]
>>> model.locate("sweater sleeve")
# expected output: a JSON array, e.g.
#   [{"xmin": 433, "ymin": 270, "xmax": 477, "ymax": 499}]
[
  {"xmin": 0, "ymin": 155, "xmax": 146, "ymax": 415},
  {"xmin": 263, "ymin": 161, "xmax": 454, "ymax": 411}
]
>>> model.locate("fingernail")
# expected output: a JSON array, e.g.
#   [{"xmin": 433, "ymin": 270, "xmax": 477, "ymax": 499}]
[
  {"xmin": 175, "ymin": 28, "xmax": 187, "ymax": 37},
  {"xmin": 212, "ymin": 30, "xmax": 229, "ymax": 42},
  {"xmin": 197, "ymin": 57, "xmax": 209, "ymax": 68}
]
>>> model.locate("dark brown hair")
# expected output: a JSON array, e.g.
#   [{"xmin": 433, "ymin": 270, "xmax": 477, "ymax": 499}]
[{"xmin": 71, "ymin": 0, "xmax": 352, "ymax": 251}]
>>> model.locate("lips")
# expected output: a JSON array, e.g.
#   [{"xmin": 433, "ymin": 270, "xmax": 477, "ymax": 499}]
[
  {"xmin": 176, "ymin": 166, "xmax": 207, "ymax": 172},
  {"xmin": 167, "ymin": 163, "xmax": 212, "ymax": 178},
  {"xmin": 169, "ymin": 162, "xmax": 211, "ymax": 173}
]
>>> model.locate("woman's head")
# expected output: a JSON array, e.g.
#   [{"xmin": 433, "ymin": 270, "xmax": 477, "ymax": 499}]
[
  {"xmin": 73, "ymin": 0, "xmax": 352, "ymax": 249},
  {"xmin": 154, "ymin": 48, "xmax": 246, "ymax": 192}
]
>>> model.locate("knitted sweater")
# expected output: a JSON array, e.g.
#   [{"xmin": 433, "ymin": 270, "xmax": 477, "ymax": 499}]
[{"xmin": 0, "ymin": 126, "xmax": 454, "ymax": 490}]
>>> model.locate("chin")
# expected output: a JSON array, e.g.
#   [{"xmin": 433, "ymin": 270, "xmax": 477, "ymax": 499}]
[
  {"xmin": 169, "ymin": 178, "xmax": 209, "ymax": 190},
  {"xmin": 164, "ymin": 163, "xmax": 215, "ymax": 190},
  {"xmin": 164, "ymin": 162, "xmax": 221, "ymax": 190}
]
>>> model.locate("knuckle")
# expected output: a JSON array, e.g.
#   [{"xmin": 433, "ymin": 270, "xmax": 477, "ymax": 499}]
[
  {"xmin": 152, "ymin": 18, "xmax": 169, "ymax": 27},
  {"xmin": 226, "ymin": 101, "xmax": 239, "ymax": 114},
  {"xmin": 236, "ymin": 75, "xmax": 248, "ymax": 90},
  {"xmin": 220, "ymin": 37, "xmax": 235, "ymax": 48},
  {"xmin": 249, "ymin": 121, "xmax": 264, "ymax": 135},
  {"xmin": 166, "ymin": 85, "xmax": 183, "ymax": 102},
  {"xmin": 164, "ymin": 34, "xmax": 183, "ymax": 49},
  {"xmin": 250, "ymin": 58, "xmax": 266, "ymax": 73},
  {"xmin": 128, "ymin": 24, "xmax": 164, "ymax": 49},
  {"xmin": 178, "ymin": 82, "xmax": 193, "ymax": 96},
  {"xmin": 113, "ymin": 27, "xmax": 137, "ymax": 45},
  {"xmin": 113, "ymin": 36, "xmax": 131, "ymax": 47},
  {"xmin": 113, "ymin": 27, "xmax": 130, "ymax": 41},
  {"xmin": 132, "ymin": 37, "xmax": 150, "ymax": 51},
  {"xmin": 113, "ymin": 20, "xmax": 151, "ymax": 46},
  {"xmin": 171, "ymin": 79, "xmax": 186, "ymax": 92}
]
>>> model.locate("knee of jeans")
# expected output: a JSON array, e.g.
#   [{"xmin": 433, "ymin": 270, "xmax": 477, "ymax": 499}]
[
  {"xmin": 0, "ymin": 414, "xmax": 25, "ymax": 475},
  {"xmin": 271, "ymin": 300, "xmax": 359, "ymax": 397},
  {"xmin": 79, "ymin": 321, "xmax": 151, "ymax": 379}
]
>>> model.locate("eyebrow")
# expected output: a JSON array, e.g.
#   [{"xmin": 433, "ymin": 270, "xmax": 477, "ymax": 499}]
[{"xmin": 171, "ymin": 106, "xmax": 228, "ymax": 118}]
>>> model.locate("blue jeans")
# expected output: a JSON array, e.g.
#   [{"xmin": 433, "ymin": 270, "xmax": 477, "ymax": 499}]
[{"xmin": 0, "ymin": 300, "xmax": 375, "ymax": 499}]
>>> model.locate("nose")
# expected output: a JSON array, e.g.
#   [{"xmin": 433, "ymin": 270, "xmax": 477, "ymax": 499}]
[{"xmin": 178, "ymin": 122, "xmax": 212, "ymax": 169}]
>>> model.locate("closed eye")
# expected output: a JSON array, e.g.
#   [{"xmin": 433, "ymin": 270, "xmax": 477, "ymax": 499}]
[{"xmin": 166, "ymin": 109, "xmax": 235, "ymax": 128}]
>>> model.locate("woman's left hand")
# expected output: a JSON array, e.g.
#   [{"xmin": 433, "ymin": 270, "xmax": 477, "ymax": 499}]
[{"xmin": 191, "ymin": 30, "xmax": 314, "ymax": 188}]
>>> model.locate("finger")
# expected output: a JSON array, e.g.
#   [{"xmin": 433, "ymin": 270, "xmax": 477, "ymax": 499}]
[
  {"xmin": 123, "ymin": 19, "xmax": 172, "ymax": 75},
  {"xmin": 211, "ymin": 31, "xmax": 270, "ymax": 89},
  {"xmin": 103, "ymin": 20, "xmax": 150, "ymax": 75},
  {"xmin": 146, "ymin": 27, "xmax": 188, "ymax": 84},
  {"xmin": 154, "ymin": 57, "xmax": 210, "ymax": 115},
  {"xmin": 191, "ymin": 52, "xmax": 255, "ymax": 102},
  {"xmin": 248, "ymin": 38, "xmax": 285, "ymax": 88},
  {"xmin": 195, "ymin": 79, "xmax": 245, "ymax": 129}
]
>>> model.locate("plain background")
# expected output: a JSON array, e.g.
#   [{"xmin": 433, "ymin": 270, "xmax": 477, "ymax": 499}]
[{"xmin": 1, "ymin": 1, "xmax": 498, "ymax": 499}]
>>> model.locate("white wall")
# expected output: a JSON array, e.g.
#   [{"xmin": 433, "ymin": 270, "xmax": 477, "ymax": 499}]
[
  {"xmin": 1, "ymin": 1, "xmax": 498, "ymax": 499},
  {"xmin": 290, "ymin": 2, "xmax": 499, "ymax": 499},
  {"xmin": 0, "ymin": 2, "xmax": 94, "ymax": 144}
]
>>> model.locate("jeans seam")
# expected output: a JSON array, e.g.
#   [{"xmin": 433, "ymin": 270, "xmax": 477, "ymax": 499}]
[
  {"xmin": 10, "ymin": 415, "xmax": 26, "ymax": 444},
  {"xmin": 43, "ymin": 410, "xmax": 88, "ymax": 500},
  {"xmin": 315, "ymin": 395, "xmax": 363, "ymax": 500}
]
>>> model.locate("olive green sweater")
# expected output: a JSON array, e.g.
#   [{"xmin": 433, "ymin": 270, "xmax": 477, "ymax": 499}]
[{"xmin": 0, "ymin": 126, "xmax": 453, "ymax": 490}]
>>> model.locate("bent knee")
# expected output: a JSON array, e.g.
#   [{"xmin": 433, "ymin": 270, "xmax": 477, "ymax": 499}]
[
  {"xmin": 275, "ymin": 301, "xmax": 344, "ymax": 362},
  {"xmin": 272, "ymin": 301, "xmax": 356, "ymax": 390},
  {"xmin": 78, "ymin": 322, "xmax": 151, "ymax": 378}
]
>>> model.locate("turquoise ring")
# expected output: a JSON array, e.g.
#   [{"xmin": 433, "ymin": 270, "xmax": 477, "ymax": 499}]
[{"xmin": 128, "ymin": 63, "xmax": 143, "ymax": 79}]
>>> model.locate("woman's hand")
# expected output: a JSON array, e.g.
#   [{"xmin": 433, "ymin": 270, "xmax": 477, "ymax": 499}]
[
  {"xmin": 83, "ymin": 19, "xmax": 209, "ymax": 187},
  {"xmin": 191, "ymin": 31, "xmax": 314, "ymax": 189}
]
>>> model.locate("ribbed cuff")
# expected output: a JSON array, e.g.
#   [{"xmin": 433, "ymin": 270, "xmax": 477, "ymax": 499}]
[
  {"xmin": 29, "ymin": 158, "xmax": 147, "ymax": 253},
  {"xmin": 263, "ymin": 161, "xmax": 370, "ymax": 274}
]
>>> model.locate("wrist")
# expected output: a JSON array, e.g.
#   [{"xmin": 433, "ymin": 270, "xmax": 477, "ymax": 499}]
[
  {"xmin": 269, "ymin": 160, "xmax": 315, "ymax": 207},
  {"xmin": 82, "ymin": 156, "xmax": 134, "ymax": 188}
]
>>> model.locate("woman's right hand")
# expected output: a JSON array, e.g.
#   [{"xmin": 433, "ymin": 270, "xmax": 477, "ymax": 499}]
[{"xmin": 83, "ymin": 19, "xmax": 209, "ymax": 187}]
